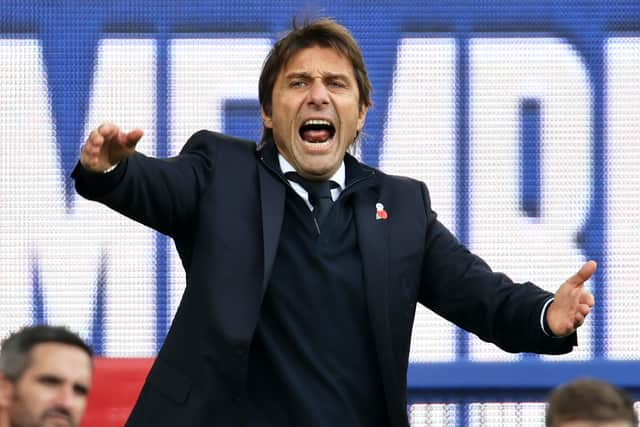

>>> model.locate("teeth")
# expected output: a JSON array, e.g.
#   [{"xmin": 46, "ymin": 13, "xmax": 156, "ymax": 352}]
[{"xmin": 303, "ymin": 119, "xmax": 332, "ymax": 127}]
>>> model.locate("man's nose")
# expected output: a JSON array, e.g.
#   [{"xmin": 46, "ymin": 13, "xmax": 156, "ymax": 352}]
[
  {"xmin": 307, "ymin": 79, "xmax": 330, "ymax": 106},
  {"xmin": 54, "ymin": 386, "xmax": 76, "ymax": 409}
]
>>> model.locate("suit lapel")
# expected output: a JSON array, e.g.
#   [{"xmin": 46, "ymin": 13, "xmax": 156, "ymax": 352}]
[
  {"xmin": 256, "ymin": 144, "xmax": 286, "ymax": 294},
  {"xmin": 353, "ymin": 179, "xmax": 402, "ymax": 418}
]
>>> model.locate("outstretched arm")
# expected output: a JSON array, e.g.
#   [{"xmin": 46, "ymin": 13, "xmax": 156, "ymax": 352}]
[
  {"xmin": 546, "ymin": 261, "xmax": 597, "ymax": 337},
  {"xmin": 74, "ymin": 126, "xmax": 216, "ymax": 237}
]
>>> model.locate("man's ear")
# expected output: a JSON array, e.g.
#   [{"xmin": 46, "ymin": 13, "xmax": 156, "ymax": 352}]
[
  {"xmin": 356, "ymin": 105, "xmax": 368, "ymax": 131},
  {"xmin": 0, "ymin": 373, "xmax": 13, "ymax": 408},
  {"xmin": 261, "ymin": 107, "xmax": 273, "ymax": 129}
]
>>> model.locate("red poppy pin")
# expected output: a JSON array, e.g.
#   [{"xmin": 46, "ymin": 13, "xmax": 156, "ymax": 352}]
[{"xmin": 375, "ymin": 202, "xmax": 388, "ymax": 220}]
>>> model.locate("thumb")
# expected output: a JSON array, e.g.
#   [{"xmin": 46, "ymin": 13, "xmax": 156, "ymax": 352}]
[
  {"xmin": 117, "ymin": 128, "xmax": 144, "ymax": 149},
  {"xmin": 567, "ymin": 260, "xmax": 597, "ymax": 288}
]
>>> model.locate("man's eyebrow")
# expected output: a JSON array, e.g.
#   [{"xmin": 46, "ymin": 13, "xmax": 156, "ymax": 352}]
[
  {"xmin": 35, "ymin": 373, "xmax": 63, "ymax": 384},
  {"xmin": 284, "ymin": 72, "xmax": 311, "ymax": 80},
  {"xmin": 284, "ymin": 71, "xmax": 350, "ymax": 80},
  {"xmin": 321, "ymin": 72, "xmax": 350, "ymax": 80}
]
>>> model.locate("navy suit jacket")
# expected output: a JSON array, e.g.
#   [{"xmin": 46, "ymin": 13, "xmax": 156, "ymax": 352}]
[{"xmin": 73, "ymin": 130, "xmax": 575, "ymax": 427}]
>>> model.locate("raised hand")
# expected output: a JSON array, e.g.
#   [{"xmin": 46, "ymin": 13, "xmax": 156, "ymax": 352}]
[
  {"xmin": 546, "ymin": 260, "xmax": 597, "ymax": 337},
  {"xmin": 80, "ymin": 122, "xmax": 144, "ymax": 172}
]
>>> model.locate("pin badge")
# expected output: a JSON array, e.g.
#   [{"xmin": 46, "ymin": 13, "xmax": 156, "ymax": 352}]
[{"xmin": 375, "ymin": 202, "xmax": 388, "ymax": 220}]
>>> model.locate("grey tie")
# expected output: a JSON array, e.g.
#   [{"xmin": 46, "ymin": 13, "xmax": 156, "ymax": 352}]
[{"xmin": 286, "ymin": 172, "xmax": 337, "ymax": 228}]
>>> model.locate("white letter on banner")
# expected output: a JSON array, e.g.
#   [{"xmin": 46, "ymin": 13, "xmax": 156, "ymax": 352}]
[
  {"xmin": 380, "ymin": 37, "xmax": 457, "ymax": 362},
  {"xmin": 0, "ymin": 38, "xmax": 156, "ymax": 355},
  {"xmin": 167, "ymin": 38, "xmax": 271, "ymax": 317},
  {"xmin": 605, "ymin": 37, "xmax": 640, "ymax": 359},
  {"xmin": 468, "ymin": 38, "xmax": 592, "ymax": 361},
  {"xmin": 80, "ymin": 38, "xmax": 158, "ymax": 355},
  {"xmin": 0, "ymin": 39, "xmax": 56, "ymax": 337}
]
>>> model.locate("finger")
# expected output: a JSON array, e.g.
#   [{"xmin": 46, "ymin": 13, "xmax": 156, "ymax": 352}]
[
  {"xmin": 567, "ymin": 260, "xmax": 597, "ymax": 288},
  {"xmin": 97, "ymin": 122, "xmax": 119, "ymax": 140},
  {"xmin": 82, "ymin": 142, "xmax": 97, "ymax": 158},
  {"xmin": 80, "ymin": 144, "xmax": 103, "ymax": 170},
  {"xmin": 86, "ymin": 126, "xmax": 105, "ymax": 146},
  {"xmin": 574, "ymin": 311, "xmax": 585, "ymax": 326},
  {"xmin": 110, "ymin": 128, "xmax": 142, "ymax": 147},
  {"xmin": 81, "ymin": 132, "xmax": 102, "ymax": 163},
  {"xmin": 123, "ymin": 128, "xmax": 144, "ymax": 148},
  {"xmin": 577, "ymin": 303, "xmax": 591, "ymax": 317},
  {"xmin": 579, "ymin": 289, "xmax": 595, "ymax": 307}
]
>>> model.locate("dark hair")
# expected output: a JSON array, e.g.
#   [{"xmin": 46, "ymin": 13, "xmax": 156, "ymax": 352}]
[
  {"xmin": 546, "ymin": 378, "xmax": 638, "ymax": 426},
  {"xmin": 0, "ymin": 325, "xmax": 93, "ymax": 382},
  {"xmin": 258, "ymin": 17, "xmax": 372, "ymax": 145}
]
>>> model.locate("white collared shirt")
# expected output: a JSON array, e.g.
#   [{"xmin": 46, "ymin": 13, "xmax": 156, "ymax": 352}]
[{"xmin": 278, "ymin": 154, "xmax": 345, "ymax": 211}]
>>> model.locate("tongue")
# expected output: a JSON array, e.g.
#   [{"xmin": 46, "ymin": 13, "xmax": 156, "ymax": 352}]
[{"xmin": 302, "ymin": 129, "xmax": 330, "ymax": 143}]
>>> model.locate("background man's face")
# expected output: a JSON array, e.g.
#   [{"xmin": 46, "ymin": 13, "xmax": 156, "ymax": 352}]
[
  {"xmin": 2, "ymin": 343, "xmax": 92, "ymax": 427},
  {"xmin": 263, "ymin": 45, "xmax": 368, "ymax": 181}
]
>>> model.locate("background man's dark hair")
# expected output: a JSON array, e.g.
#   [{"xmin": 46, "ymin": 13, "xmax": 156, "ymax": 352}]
[
  {"xmin": 258, "ymin": 17, "xmax": 373, "ymax": 146},
  {"xmin": 546, "ymin": 377, "xmax": 639, "ymax": 426},
  {"xmin": 0, "ymin": 325, "xmax": 93, "ymax": 383}
]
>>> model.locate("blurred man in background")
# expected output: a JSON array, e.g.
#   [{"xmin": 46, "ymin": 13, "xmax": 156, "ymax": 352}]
[
  {"xmin": 546, "ymin": 377, "xmax": 638, "ymax": 427},
  {"xmin": 0, "ymin": 325, "xmax": 93, "ymax": 427}
]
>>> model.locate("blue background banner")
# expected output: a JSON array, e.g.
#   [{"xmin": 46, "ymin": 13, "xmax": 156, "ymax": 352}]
[{"xmin": 1, "ymin": 2, "xmax": 639, "ymax": 424}]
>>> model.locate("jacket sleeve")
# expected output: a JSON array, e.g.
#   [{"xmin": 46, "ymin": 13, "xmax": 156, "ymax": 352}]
[
  {"xmin": 416, "ymin": 181, "xmax": 576, "ymax": 355},
  {"xmin": 72, "ymin": 130, "xmax": 217, "ymax": 238}
]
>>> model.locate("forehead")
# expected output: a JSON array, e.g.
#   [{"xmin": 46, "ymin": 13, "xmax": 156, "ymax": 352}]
[
  {"xmin": 281, "ymin": 45, "xmax": 355, "ymax": 78},
  {"xmin": 22, "ymin": 342, "xmax": 92, "ymax": 385}
]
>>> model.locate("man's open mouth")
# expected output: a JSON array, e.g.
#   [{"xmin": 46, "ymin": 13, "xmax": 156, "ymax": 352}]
[{"xmin": 299, "ymin": 119, "xmax": 336, "ymax": 143}]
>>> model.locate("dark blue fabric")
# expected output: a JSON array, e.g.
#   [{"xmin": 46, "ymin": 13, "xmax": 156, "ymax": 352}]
[
  {"xmin": 72, "ymin": 132, "xmax": 576, "ymax": 427},
  {"xmin": 246, "ymin": 170, "xmax": 387, "ymax": 427}
]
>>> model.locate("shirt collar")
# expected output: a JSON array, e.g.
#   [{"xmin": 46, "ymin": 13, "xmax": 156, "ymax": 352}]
[{"xmin": 277, "ymin": 153, "xmax": 345, "ymax": 190}]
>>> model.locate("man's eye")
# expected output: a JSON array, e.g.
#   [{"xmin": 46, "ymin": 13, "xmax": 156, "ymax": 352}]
[
  {"xmin": 38, "ymin": 376, "xmax": 62, "ymax": 386},
  {"xmin": 328, "ymin": 80, "xmax": 347, "ymax": 88},
  {"xmin": 289, "ymin": 81, "xmax": 305, "ymax": 88},
  {"xmin": 74, "ymin": 384, "xmax": 89, "ymax": 397}
]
